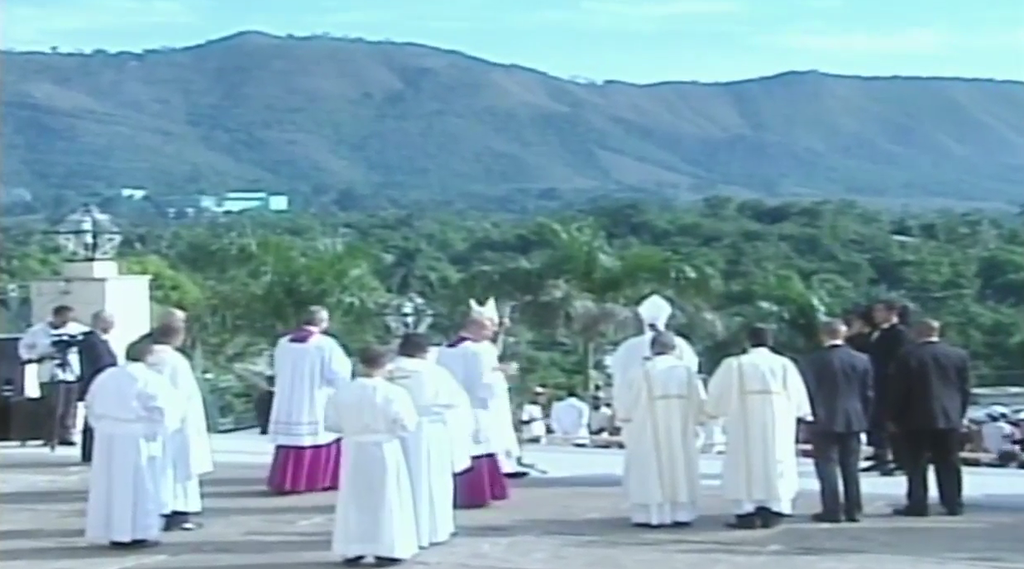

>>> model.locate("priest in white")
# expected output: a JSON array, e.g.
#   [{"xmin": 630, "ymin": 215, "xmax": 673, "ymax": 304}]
[
  {"xmin": 609, "ymin": 294, "xmax": 699, "ymax": 410},
  {"xmin": 388, "ymin": 332, "xmax": 472, "ymax": 549},
  {"xmin": 267, "ymin": 306, "xmax": 353, "ymax": 494},
  {"xmin": 435, "ymin": 298, "xmax": 510, "ymax": 509},
  {"xmin": 704, "ymin": 324, "xmax": 813, "ymax": 530},
  {"xmin": 327, "ymin": 346, "xmax": 420, "ymax": 567},
  {"xmin": 84, "ymin": 343, "xmax": 183, "ymax": 549},
  {"xmin": 145, "ymin": 323, "xmax": 214, "ymax": 532},
  {"xmin": 550, "ymin": 390, "xmax": 591, "ymax": 446},
  {"xmin": 617, "ymin": 331, "xmax": 706, "ymax": 527},
  {"xmin": 488, "ymin": 311, "xmax": 529, "ymax": 478}
]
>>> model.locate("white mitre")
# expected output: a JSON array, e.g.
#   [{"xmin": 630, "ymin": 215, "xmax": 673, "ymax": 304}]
[
  {"xmin": 636, "ymin": 294, "xmax": 673, "ymax": 330},
  {"xmin": 469, "ymin": 297, "xmax": 500, "ymax": 323}
]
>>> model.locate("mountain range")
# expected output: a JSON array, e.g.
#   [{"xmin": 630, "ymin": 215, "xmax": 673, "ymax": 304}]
[{"xmin": 4, "ymin": 31, "xmax": 1023, "ymax": 213}]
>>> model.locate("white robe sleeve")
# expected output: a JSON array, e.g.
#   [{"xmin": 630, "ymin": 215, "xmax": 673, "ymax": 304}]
[
  {"xmin": 674, "ymin": 337, "xmax": 700, "ymax": 374},
  {"xmin": 137, "ymin": 374, "xmax": 183, "ymax": 441},
  {"xmin": 704, "ymin": 356, "xmax": 738, "ymax": 420},
  {"xmin": 17, "ymin": 324, "xmax": 50, "ymax": 360},
  {"xmin": 322, "ymin": 340, "xmax": 353, "ymax": 388},
  {"xmin": 689, "ymin": 368, "xmax": 708, "ymax": 423},
  {"xmin": 616, "ymin": 368, "xmax": 646, "ymax": 425},
  {"xmin": 462, "ymin": 347, "xmax": 495, "ymax": 408},
  {"xmin": 782, "ymin": 358, "xmax": 813, "ymax": 421},
  {"xmin": 324, "ymin": 387, "xmax": 345, "ymax": 434},
  {"xmin": 388, "ymin": 388, "xmax": 419, "ymax": 436}
]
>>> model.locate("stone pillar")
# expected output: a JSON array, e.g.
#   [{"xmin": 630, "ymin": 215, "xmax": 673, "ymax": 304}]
[
  {"xmin": 28, "ymin": 260, "xmax": 151, "ymax": 450},
  {"xmin": 29, "ymin": 260, "xmax": 152, "ymax": 359}
]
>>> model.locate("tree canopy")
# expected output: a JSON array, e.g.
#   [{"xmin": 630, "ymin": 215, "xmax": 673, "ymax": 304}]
[{"xmin": 3, "ymin": 197, "xmax": 1022, "ymax": 425}]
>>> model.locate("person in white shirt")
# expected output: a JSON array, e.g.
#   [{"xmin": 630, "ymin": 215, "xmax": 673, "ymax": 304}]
[
  {"xmin": 519, "ymin": 387, "xmax": 548, "ymax": 443},
  {"xmin": 17, "ymin": 304, "xmax": 91, "ymax": 446},
  {"xmin": 327, "ymin": 346, "xmax": 420, "ymax": 567},
  {"xmin": 705, "ymin": 324, "xmax": 813, "ymax": 530},
  {"xmin": 145, "ymin": 323, "xmax": 213, "ymax": 532},
  {"xmin": 550, "ymin": 391, "xmax": 591, "ymax": 446},
  {"xmin": 83, "ymin": 343, "xmax": 183, "ymax": 549},
  {"xmin": 388, "ymin": 332, "xmax": 472, "ymax": 549},
  {"xmin": 618, "ymin": 331, "xmax": 707, "ymax": 527},
  {"xmin": 981, "ymin": 406, "xmax": 1019, "ymax": 463},
  {"xmin": 267, "ymin": 306, "xmax": 353, "ymax": 495}
]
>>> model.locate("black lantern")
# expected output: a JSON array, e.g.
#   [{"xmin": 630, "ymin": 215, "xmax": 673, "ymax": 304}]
[
  {"xmin": 50, "ymin": 205, "xmax": 122, "ymax": 261},
  {"xmin": 384, "ymin": 293, "xmax": 435, "ymax": 335}
]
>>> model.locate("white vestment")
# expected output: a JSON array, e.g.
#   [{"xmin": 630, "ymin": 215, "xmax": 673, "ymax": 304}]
[
  {"xmin": 520, "ymin": 403, "xmax": 547, "ymax": 441},
  {"xmin": 84, "ymin": 363, "xmax": 183, "ymax": 544},
  {"xmin": 490, "ymin": 369, "xmax": 523, "ymax": 474},
  {"xmin": 618, "ymin": 355, "xmax": 706, "ymax": 525},
  {"xmin": 146, "ymin": 345, "xmax": 214, "ymax": 515},
  {"xmin": 705, "ymin": 347, "xmax": 813, "ymax": 515},
  {"xmin": 435, "ymin": 339, "xmax": 503, "ymax": 458},
  {"xmin": 610, "ymin": 332, "xmax": 699, "ymax": 407},
  {"xmin": 389, "ymin": 357, "xmax": 469, "ymax": 548},
  {"xmin": 326, "ymin": 376, "xmax": 420, "ymax": 561},
  {"xmin": 270, "ymin": 331, "xmax": 353, "ymax": 448},
  {"xmin": 550, "ymin": 396, "xmax": 591, "ymax": 445}
]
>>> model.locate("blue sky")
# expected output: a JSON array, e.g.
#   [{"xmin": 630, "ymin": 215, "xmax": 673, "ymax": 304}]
[{"xmin": 4, "ymin": 0, "xmax": 1022, "ymax": 83}]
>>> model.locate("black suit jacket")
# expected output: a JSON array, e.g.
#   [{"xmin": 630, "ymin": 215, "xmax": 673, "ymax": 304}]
[
  {"xmin": 77, "ymin": 330, "xmax": 118, "ymax": 401},
  {"xmin": 890, "ymin": 340, "xmax": 971, "ymax": 430},
  {"xmin": 800, "ymin": 344, "xmax": 874, "ymax": 433},
  {"xmin": 846, "ymin": 332, "xmax": 873, "ymax": 355},
  {"xmin": 868, "ymin": 324, "xmax": 910, "ymax": 422}
]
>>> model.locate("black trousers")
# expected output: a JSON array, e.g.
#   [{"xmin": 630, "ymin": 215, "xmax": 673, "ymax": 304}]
[
  {"xmin": 868, "ymin": 424, "xmax": 906, "ymax": 468},
  {"xmin": 81, "ymin": 424, "xmax": 94, "ymax": 462},
  {"xmin": 901, "ymin": 428, "xmax": 962, "ymax": 512},
  {"xmin": 811, "ymin": 430, "xmax": 863, "ymax": 517},
  {"xmin": 40, "ymin": 382, "xmax": 80, "ymax": 443}
]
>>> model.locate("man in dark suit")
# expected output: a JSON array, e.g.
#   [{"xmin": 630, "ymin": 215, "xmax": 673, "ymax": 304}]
[
  {"xmin": 78, "ymin": 310, "xmax": 119, "ymax": 463},
  {"xmin": 801, "ymin": 319, "xmax": 874, "ymax": 523},
  {"xmin": 863, "ymin": 300, "xmax": 911, "ymax": 475},
  {"xmin": 889, "ymin": 319, "xmax": 971, "ymax": 517}
]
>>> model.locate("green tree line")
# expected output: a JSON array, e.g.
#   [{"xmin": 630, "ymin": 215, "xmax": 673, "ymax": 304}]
[{"xmin": 3, "ymin": 197, "xmax": 1022, "ymax": 424}]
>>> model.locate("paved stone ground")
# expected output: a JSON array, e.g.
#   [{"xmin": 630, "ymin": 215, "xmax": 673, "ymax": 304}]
[{"xmin": 2, "ymin": 453, "xmax": 1023, "ymax": 569}]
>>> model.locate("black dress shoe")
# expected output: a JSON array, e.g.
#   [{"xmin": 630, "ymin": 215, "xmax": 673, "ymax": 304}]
[
  {"xmin": 504, "ymin": 471, "xmax": 529, "ymax": 479},
  {"xmin": 892, "ymin": 506, "xmax": 928, "ymax": 517},
  {"xmin": 943, "ymin": 507, "xmax": 964, "ymax": 516},
  {"xmin": 811, "ymin": 512, "xmax": 843, "ymax": 523},
  {"xmin": 110, "ymin": 539, "xmax": 159, "ymax": 549},
  {"xmin": 755, "ymin": 507, "xmax": 784, "ymax": 528},
  {"xmin": 844, "ymin": 513, "xmax": 861, "ymax": 523},
  {"xmin": 341, "ymin": 556, "xmax": 366, "ymax": 566},
  {"xmin": 860, "ymin": 462, "xmax": 881, "ymax": 473},
  {"xmin": 726, "ymin": 513, "xmax": 759, "ymax": 530},
  {"xmin": 374, "ymin": 557, "xmax": 404, "ymax": 567}
]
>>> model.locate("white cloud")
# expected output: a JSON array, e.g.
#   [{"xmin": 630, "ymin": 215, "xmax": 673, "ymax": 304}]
[
  {"xmin": 775, "ymin": 28, "xmax": 949, "ymax": 54},
  {"xmin": 579, "ymin": 0, "xmax": 745, "ymax": 16}
]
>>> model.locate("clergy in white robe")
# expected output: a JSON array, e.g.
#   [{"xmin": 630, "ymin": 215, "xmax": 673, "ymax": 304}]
[
  {"xmin": 267, "ymin": 306, "xmax": 353, "ymax": 494},
  {"xmin": 618, "ymin": 332, "xmax": 706, "ymax": 527},
  {"xmin": 327, "ymin": 346, "xmax": 420, "ymax": 566},
  {"xmin": 84, "ymin": 344, "xmax": 183, "ymax": 548},
  {"xmin": 550, "ymin": 392, "xmax": 591, "ymax": 446},
  {"xmin": 609, "ymin": 294, "xmax": 699, "ymax": 412},
  {"xmin": 388, "ymin": 333, "xmax": 471, "ymax": 549},
  {"xmin": 705, "ymin": 325, "xmax": 813, "ymax": 530},
  {"xmin": 145, "ymin": 323, "xmax": 214, "ymax": 532},
  {"xmin": 435, "ymin": 298, "xmax": 511, "ymax": 509}
]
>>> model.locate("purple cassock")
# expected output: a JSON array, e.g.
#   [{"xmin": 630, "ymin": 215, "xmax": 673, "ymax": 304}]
[
  {"xmin": 444, "ymin": 336, "xmax": 509, "ymax": 509},
  {"xmin": 265, "ymin": 327, "xmax": 342, "ymax": 495}
]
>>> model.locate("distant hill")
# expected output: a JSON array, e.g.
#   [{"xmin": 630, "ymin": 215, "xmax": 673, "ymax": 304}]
[{"xmin": 3, "ymin": 32, "xmax": 1024, "ymax": 213}]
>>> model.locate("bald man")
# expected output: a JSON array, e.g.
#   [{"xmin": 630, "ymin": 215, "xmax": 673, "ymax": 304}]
[
  {"xmin": 79, "ymin": 310, "xmax": 120, "ymax": 463},
  {"xmin": 888, "ymin": 319, "xmax": 971, "ymax": 517},
  {"xmin": 125, "ymin": 308, "xmax": 188, "ymax": 362}
]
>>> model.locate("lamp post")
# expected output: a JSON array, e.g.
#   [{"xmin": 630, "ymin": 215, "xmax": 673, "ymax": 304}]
[
  {"xmin": 383, "ymin": 293, "xmax": 435, "ymax": 336},
  {"xmin": 50, "ymin": 205, "xmax": 122, "ymax": 262}
]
